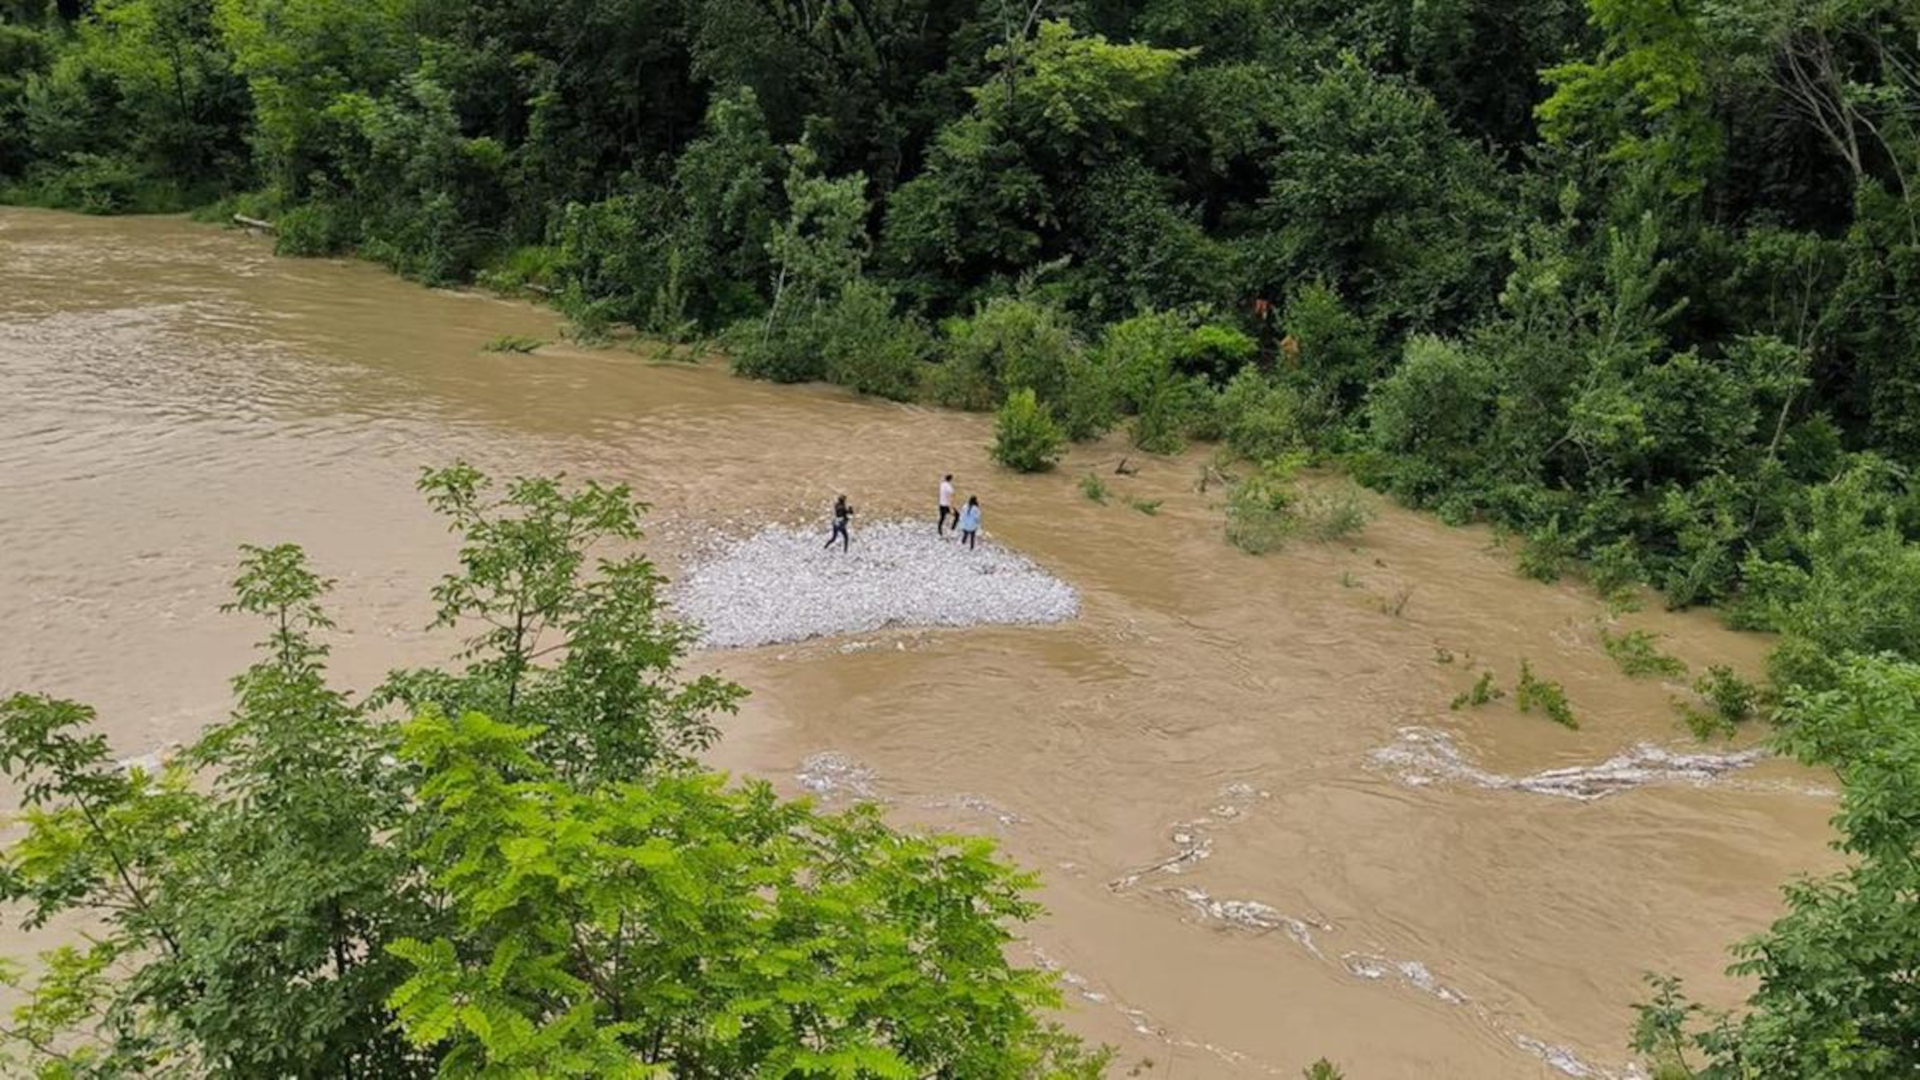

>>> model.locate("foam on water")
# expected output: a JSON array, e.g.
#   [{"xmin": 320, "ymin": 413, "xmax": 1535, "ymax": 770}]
[{"xmin": 1371, "ymin": 726, "xmax": 1770, "ymax": 801}]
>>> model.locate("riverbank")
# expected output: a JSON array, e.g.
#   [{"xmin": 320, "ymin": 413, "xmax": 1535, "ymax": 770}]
[{"xmin": 0, "ymin": 208, "xmax": 1839, "ymax": 1077}]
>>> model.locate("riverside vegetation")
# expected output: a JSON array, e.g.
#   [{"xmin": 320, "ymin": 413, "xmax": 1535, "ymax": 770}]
[{"xmin": 4, "ymin": 0, "xmax": 1920, "ymax": 1073}]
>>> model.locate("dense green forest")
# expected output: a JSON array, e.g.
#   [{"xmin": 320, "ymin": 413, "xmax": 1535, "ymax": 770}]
[{"xmin": 3, "ymin": 0, "xmax": 1920, "ymax": 1075}]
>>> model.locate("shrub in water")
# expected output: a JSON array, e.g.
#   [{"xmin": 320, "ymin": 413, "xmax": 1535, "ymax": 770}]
[
  {"xmin": 1601, "ymin": 629, "xmax": 1688, "ymax": 679},
  {"xmin": 1450, "ymin": 671, "xmax": 1504, "ymax": 710},
  {"xmin": 1057, "ymin": 351, "xmax": 1120, "ymax": 441},
  {"xmin": 1224, "ymin": 457, "xmax": 1304, "ymax": 554},
  {"xmin": 1517, "ymin": 660, "xmax": 1578, "ymax": 729},
  {"xmin": 1079, "ymin": 474, "xmax": 1110, "ymax": 504},
  {"xmin": 274, "ymin": 201, "xmax": 354, "ymax": 257},
  {"xmin": 934, "ymin": 298, "xmax": 1081, "ymax": 410},
  {"xmin": 483, "ymin": 335, "xmax": 545, "ymax": 354},
  {"xmin": 991, "ymin": 388, "xmax": 1066, "ymax": 473},
  {"xmin": 1295, "ymin": 485, "xmax": 1374, "ymax": 543},
  {"xmin": 1677, "ymin": 665, "xmax": 1759, "ymax": 739},
  {"xmin": 820, "ymin": 280, "xmax": 931, "ymax": 402},
  {"xmin": 1518, "ymin": 515, "xmax": 1575, "ymax": 582},
  {"xmin": 1213, "ymin": 368, "xmax": 1302, "ymax": 462}
]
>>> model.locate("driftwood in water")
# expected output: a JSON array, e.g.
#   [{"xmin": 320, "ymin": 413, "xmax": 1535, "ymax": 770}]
[
  {"xmin": 1114, "ymin": 456, "xmax": 1139, "ymax": 476},
  {"xmin": 232, "ymin": 214, "xmax": 275, "ymax": 233},
  {"xmin": 524, "ymin": 283, "xmax": 557, "ymax": 297}
]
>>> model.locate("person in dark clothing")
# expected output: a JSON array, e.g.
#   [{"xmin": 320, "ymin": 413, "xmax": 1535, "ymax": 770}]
[{"xmin": 826, "ymin": 494, "xmax": 853, "ymax": 551}]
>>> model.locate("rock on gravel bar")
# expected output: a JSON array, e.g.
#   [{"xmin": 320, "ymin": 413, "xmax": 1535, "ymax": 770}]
[{"xmin": 672, "ymin": 519, "xmax": 1079, "ymax": 649}]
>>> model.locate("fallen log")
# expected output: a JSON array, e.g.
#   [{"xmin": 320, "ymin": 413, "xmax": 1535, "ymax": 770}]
[{"xmin": 232, "ymin": 213, "xmax": 275, "ymax": 233}]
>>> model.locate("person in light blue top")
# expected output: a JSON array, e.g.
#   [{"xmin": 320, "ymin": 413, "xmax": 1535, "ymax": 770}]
[{"xmin": 957, "ymin": 495, "xmax": 981, "ymax": 550}]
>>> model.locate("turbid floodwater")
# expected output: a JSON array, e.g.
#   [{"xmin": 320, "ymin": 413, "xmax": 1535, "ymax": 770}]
[{"xmin": 0, "ymin": 209, "xmax": 1842, "ymax": 1077}]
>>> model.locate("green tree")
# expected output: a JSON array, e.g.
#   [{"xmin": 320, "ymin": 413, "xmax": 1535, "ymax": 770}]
[
  {"xmin": 388, "ymin": 710, "xmax": 1106, "ymax": 1078},
  {"xmin": 1633, "ymin": 655, "xmax": 1920, "ymax": 1078},
  {"xmin": 0, "ymin": 544, "xmax": 431, "ymax": 1078},
  {"xmin": 1538, "ymin": 0, "xmax": 1722, "ymax": 192},
  {"xmin": 380, "ymin": 462, "xmax": 742, "ymax": 785}
]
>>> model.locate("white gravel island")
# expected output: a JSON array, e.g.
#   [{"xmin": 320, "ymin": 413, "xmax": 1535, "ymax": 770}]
[{"xmin": 672, "ymin": 519, "xmax": 1080, "ymax": 649}]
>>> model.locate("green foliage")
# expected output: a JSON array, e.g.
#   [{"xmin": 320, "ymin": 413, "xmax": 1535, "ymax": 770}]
[
  {"xmin": 1127, "ymin": 496, "xmax": 1162, "ymax": 515},
  {"xmin": 388, "ymin": 711, "xmax": 1105, "ymax": 1078},
  {"xmin": 1211, "ymin": 368, "xmax": 1301, "ymax": 462},
  {"xmin": 1677, "ymin": 665, "xmax": 1758, "ymax": 739},
  {"xmin": 1224, "ymin": 456, "xmax": 1304, "ymax": 555},
  {"xmin": 1302, "ymin": 1059, "xmax": 1345, "ymax": 1080},
  {"xmin": 383, "ymin": 463, "xmax": 740, "ymax": 783},
  {"xmin": 1516, "ymin": 659, "xmax": 1578, "ymax": 728},
  {"xmin": 1601, "ymin": 628, "xmax": 1688, "ymax": 678},
  {"xmin": 991, "ymin": 388, "xmax": 1066, "ymax": 473},
  {"xmin": 1365, "ymin": 335, "xmax": 1497, "ymax": 506},
  {"xmin": 274, "ymin": 200, "xmax": 353, "ymax": 257},
  {"xmin": 1079, "ymin": 473, "xmax": 1110, "ymax": 504},
  {"xmin": 476, "ymin": 245, "xmax": 562, "ymax": 296},
  {"xmin": 818, "ymin": 280, "xmax": 932, "ymax": 402},
  {"xmin": 0, "ymin": 468, "xmax": 1094, "ymax": 1076},
  {"xmin": 932, "ymin": 297, "xmax": 1083, "ymax": 412},
  {"xmin": 482, "ymin": 334, "xmax": 543, "ymax": 354},
  {"xmin": 1735, "ymin": 461, "xmax": 1920, "ymax": 693},
  {"xmin": 1518, "ymin": 515, "xmax": 1576, "ymax": 582},
  {"xmin": 1096, "ymin": 311, "xmax": 1210, "ymax": 455},
  {"xmin": 1296, "ymin": 486, "xmax": 1375, "ymax": 543},
  {"xmin": 1451, "ymin": 671, "xmax": 1505, "ymax": 710},
  {"xmin": 1634, "ymin": 657, "xmax": 1920, "ymax": 1076},
  {"xmin": 1538, "ymin": 0, "xmax": 1720, "ymax": 192},
  {"xmin": 0, "ymin": 545, "xmax": 427, "ymax": 1078}
]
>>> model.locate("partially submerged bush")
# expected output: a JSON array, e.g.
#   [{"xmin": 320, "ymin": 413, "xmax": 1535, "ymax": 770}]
[
  {"xmin": 1079, "ymin": 473, "xmax": 1110, "ymax": 503},
  {"xmin": 991, "ymin": 388, "xmax": 1066, "ymax": 473},
  {"xmin": 819, "ymin": 281, "xmax": 931, "ymax": 401},
  {"xmin": 275, "ymin": 201, "xmax": 354, "ymax": 257},
  {"xmin": 1212, "ymin": 368, "xmax": 1301, "ymax": 462},
  {"xmin": 483, "ymin": 335, "xmax": 545, "ymax": 354},
  {"xmin": 1225, "ymin": 460, "xmax": 1370, "ymax": 553},
  {"xmin": 1601, "ymin": 629, "xmax": 1688, "ymax": 679},
  {"xmin": 1518, "ymin": 515, "xmax": 1575, "ymax": 582},
  {"xmin": 1451, "ymin": 671, "xmax": 1505, "ymax": 710},
  {"xmin": 934, "ymin": 298, "xmax": 1081, "ymax": 411},
  {"xmin": 1517, "ymin": 660, "xmax": 1577, "ymax": 729},
  {"xmin": 1224, "ymin": 457, "xmax": 1303, "ymax": 554},
  {"xmin": 1677, "ymin": 665, "xmax": 1759, "ymax": 739},
  {"xmin": 1295, "ymin": 485, "xmax": 1374, "ymax": 543}
]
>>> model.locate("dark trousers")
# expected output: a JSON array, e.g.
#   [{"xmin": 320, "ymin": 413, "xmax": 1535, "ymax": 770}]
[
  {"xmin": 961, "ymin": 528, "xmax": 977, "ymax": 550},
  {"xmin": 826, "ymin": 520, "xmax": 849, "ymax": 551},
  {"xmin": 938, "ymin": 505, "xmax": 954, "ymax": 535}
]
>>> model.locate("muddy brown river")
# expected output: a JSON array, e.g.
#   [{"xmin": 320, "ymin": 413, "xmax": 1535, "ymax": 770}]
[{"xmin": 0, "ymin": 209, "xmax": 1841, "ymax": 1077}]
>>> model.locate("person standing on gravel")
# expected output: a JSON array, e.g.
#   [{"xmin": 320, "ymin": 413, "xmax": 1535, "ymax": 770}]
[
  {"xmin": 826, "ymin": 494, "xmax": 853, "ymax": 552},
  {"xmin": 957, "ymin": 495, "xmax": 981, "ymax": 550},
  {"xmin": 938, "ymin": 474, "xmax": 956, "ymax": 536}
]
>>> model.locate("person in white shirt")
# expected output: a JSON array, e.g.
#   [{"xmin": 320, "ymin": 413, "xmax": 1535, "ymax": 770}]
[{"xmin": 937, "ymin": 474, "xmax": 956, "ymax": 537}]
